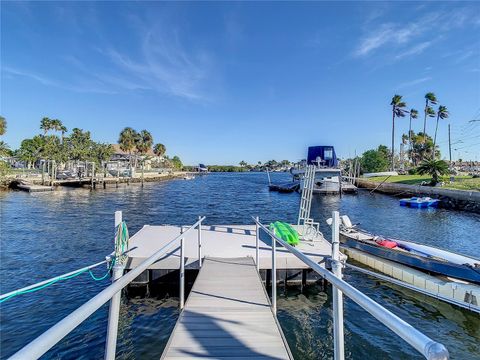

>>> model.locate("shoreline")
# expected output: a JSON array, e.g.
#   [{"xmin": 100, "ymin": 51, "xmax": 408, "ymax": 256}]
[
  {"xmin": 355, "ymin": 178, "xmax": 480, "ymax": 213},
  {"xmin": 1, "ymin": 171, "xmax": 191, "ymax": 191}
]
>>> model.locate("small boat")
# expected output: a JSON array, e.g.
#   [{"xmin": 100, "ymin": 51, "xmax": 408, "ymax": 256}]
[
  {"xmin": 399, "ymin": 197, "xmax": 440, "ymax": 208},
  {"xmin": 183, "ymin": 174, "xmax": 195, "ymax": 180},
  {"xmin": 330, "ymin": 215, "xmax": 480, "ymax": 284}
]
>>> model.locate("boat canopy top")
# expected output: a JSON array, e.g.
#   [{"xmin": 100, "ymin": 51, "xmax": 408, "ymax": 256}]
[{"xmin": 307, "ymin": 146, "xmax": 338, "ymax": 168}]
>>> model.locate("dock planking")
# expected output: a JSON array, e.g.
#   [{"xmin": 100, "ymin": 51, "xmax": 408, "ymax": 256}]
[
  {"xmin": 125, "ymin": 224, "xmax": 332, "ymax": 270},
  {"xmin": 162, "ymin": 257, "xmax": 292, "ymax": 359}
]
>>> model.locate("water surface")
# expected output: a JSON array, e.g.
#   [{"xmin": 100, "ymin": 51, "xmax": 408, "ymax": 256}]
[{"xmin": 1, "ymin": 173, "xmax": 479, "ymax": 359}]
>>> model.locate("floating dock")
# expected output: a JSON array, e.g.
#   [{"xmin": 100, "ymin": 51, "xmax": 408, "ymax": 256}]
[
  {"xmin": 16, "ymin": 182, "xmax": 54, "ymax": 192},
  {"xmin": 162, "ymin": 257, "xmax": 292, "ymax": 359},
  {"xmin": 125, "ymin": 224, "xmax": 332, "ymax": 271}
]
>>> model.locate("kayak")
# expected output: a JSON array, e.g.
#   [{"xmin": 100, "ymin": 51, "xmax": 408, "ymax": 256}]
[{"xmin": 270, "ymin": 221, "xmax": 300, "ymax": 246}]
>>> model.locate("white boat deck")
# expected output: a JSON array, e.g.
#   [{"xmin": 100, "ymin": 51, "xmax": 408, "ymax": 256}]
[
  {"xmin": 125, "ymin": 224, "xmax": 332, "ymax": 270},
  {"xmin": 161, "ymin": 257, "xmax": 292, "ymax": 360}
]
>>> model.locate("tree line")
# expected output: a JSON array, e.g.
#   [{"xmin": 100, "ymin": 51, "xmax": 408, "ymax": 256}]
[
  {"xmin": 390, "ymin": 92, "xmax": 449, "ymax": 170},
  {"xmin": 0, "ymin": 117, "xmax": 183, "ymax": 170}
]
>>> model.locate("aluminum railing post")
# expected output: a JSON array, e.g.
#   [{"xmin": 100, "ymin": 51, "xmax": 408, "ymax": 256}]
[
  {"xmin": 271, "ymin": 234, "xmax": 277, "ymax": 314},
  {"xmin": 105, "ymin": 211, "xmax": 123, "ymax": 360},
  {"xmin": 331, "ymin": 211, "xmax": 345, "ymax": 360},
  {"xmin": 180, "ymin": 228, "xmax": 185, "ymax": 310},
  {"xmin": 198, "ymin": 216, "xmax": 202, "ymax": 268},
  {"xmin": 255, "ymin": 217, "xmax": 260, "ymax": 271}
]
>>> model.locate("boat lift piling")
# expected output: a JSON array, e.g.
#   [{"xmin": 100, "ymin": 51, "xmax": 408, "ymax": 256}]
[
  {"xmin": 197, "ymin": 216, "xmax": 202, "ymax": 267},
  {"xmin": 256, "ymin": 216, "xmax": 260, "ymax": 271},
  {"xmin": 271, "ymin": 230, "xmax": 277, "ymax": 314},
  {"xmin": 331, "ymin": 211, "xmax": 345, "ymax": 360},
  {"xmin": 104, "ymin": 210, "xmax": 124, "ymax": 360},
  {"xmin": 179, "ymin": 227, "xmax": 185, "ymax": 310}
]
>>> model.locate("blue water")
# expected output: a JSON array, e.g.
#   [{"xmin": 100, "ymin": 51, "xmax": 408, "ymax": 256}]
[{"xmin": 1, "ymin": 172, "xmax": 479, "ymax": 359}]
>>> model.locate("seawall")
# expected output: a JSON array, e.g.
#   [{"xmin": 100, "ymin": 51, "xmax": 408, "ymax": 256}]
[{"xmin": 356, "ymin": 179, "xmax": 480, "ymax": 214}]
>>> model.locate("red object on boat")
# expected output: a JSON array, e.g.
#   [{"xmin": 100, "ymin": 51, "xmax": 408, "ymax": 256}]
[{"xmin": 377, "ymin": 239, "xmax": 398, "ymax": 248}]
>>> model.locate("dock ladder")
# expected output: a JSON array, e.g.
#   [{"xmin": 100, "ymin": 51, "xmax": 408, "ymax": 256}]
[{"xmin": 297, "ymin": 165, "xmax": 320, "ymax": 240}]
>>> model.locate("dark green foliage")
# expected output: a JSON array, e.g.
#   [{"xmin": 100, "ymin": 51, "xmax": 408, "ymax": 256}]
[
  {"xmin": 360, "ymin": 146, "xmax": 390, "ymax": 173},
  {"xmin": 0, "ymin": 116, "xmax": 6, "ymax": 136},
  {"xmin": 417, "ymin": 159, "xmax": 449, "ymax": 185},
  {"xmin": 171, "ymin": 155, "xmax": 183, "ymax": 170}
]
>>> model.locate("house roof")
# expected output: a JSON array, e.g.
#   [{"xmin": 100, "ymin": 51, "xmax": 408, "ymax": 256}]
[{"xmin": 111, "ymin": 144, "xmax": 156, "ymax": 156}]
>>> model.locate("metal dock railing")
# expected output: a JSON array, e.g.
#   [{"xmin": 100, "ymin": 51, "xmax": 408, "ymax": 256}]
[
  {"xmin": 6, "ymin": 211, "xmax": 449, "ymax": 360},
  {"xmin": 253, "ymin": 213, "xmax": 449, "ymax": 360}
]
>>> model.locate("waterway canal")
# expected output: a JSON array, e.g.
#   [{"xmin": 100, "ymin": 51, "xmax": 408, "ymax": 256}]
[{"xmin": 1, "ymin": 172, "xmax": 479, "ymax": 359}]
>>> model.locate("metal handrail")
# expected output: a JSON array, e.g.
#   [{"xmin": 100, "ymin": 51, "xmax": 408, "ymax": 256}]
[
  {"xmin": 9, "ymin": 216, "xmax": 206, "ymax": 360},
  {"xmin": 252, "ymin": 216, "xmax": 449, "ymax": 360}
]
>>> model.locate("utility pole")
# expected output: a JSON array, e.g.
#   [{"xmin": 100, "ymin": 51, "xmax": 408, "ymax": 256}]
[{"xmin": 448, "ymin": 124, "xmax": 452, "ymax": 163}]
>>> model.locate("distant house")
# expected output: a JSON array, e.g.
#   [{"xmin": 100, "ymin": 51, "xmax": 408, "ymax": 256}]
[{"xmin": 110, "ymin": 144, "xmax": 163, "ymax": 169}]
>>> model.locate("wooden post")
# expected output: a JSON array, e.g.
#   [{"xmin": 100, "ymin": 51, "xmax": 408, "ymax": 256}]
[
  {"xmin": 141, "ymin": 159, "xmax": 144, "ymax": 187},
  {"xmin": 91, "ymin": 162, "xmax": 95, "ymax": 189},
  {"xmin": 41, "ymin": 161, "xmax": 45, "ymax": 185}
]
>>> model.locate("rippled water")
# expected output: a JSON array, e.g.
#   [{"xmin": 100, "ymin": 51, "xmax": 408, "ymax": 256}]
[{"xmin": 1, "ymin": 173, "xmax": 479, "ymax": 359}]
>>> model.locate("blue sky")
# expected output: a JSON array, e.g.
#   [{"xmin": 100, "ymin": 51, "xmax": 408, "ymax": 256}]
[{"xmin": 1, "ymin": 1, "xmax": 479, "ymax": 164}]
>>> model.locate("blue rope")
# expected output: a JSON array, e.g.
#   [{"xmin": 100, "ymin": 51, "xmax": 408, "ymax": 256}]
[{"xmin": 0, "ymin": 221, "xmax": 130, "ymax": 304}]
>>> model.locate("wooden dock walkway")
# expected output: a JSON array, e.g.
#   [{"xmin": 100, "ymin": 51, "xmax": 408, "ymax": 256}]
[{"xmin": 162, "ymin": 257, "xmax": 292, "ymax": 359}]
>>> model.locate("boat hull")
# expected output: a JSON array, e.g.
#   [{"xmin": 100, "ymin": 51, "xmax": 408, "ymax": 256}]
[{"xmin": 340, "ymin": 234, "xmax": 480, "ymax": 284}]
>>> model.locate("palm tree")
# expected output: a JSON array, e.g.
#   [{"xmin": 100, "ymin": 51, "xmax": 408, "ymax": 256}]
[
  {"xmin": 40, "ymin": 117, "xmax": 53, "ymax": 135},
  {"xmin": 408, "ymin": 109, "xmax": 418, "ymax": 150},
  {"xmin": 153, "ymin": 143, "xmax": 166, "ymax": 157},
  {"xmin": 60, "ymin": 125, "xmax": 68, "ymax": 142},
  {"xmin": 432, "ymin": 105, "xmax": 449, "ymax": 158},
  {"xmin": 0, "ymin": 141, "xmax": 10, "ymax": 156},
  {"xmin": 423, "ymin": 92, "xmax": 437, "ymax": 143},
  {"xmin": 118, "ymin": 127, "xmax": 138, "ymax": 165},
  {"xmin": 135, "ymin": 130, "xmax": 153, "ymax": 183},
  {"xmin": 0, "ymin": 116, "xmax": 6, "ymax": 136},
  {"xmin": 135, "ymin": 130, "xmax": 154, "ymax": 155},
  {"xmin": 390, "ymin": 95, "xmax": 408, "ymax": 170},
  {"xmin": 417, "ymin": 159, "xmax": 449, "ymax": 185}
]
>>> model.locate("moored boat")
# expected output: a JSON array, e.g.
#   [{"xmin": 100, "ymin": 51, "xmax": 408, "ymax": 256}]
[{"xmin": 330, "ymin": 215, "xmax": 480, "ymax": 284}]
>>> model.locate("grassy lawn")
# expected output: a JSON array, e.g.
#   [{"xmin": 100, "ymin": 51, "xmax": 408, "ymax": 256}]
[{"xmin": 367, "ymin": 175, "xmax": 480, "ymax": 191}]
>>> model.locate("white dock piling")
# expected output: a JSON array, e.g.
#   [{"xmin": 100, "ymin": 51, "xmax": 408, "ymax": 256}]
[
  {"xmin": 271, "ymin": 233, "xmax": 277, "ymax": 314},
  {"xmin": 104, "ymin": 211, "xmax": 123, "ymax": 360},
  {"xmin": 255, "ymin": 216, "xmax": 260, "ymax": 271},
  {"xmin": 331, "ymin": 211, "xmax": 345, "ymax": 360},
  {"xmin": 197, "ymin": 216, "xmax": 202, "ymax": 267},
  {"xmin": 180, "ymin": 231, "xmax": 185, "ymax": 310}
]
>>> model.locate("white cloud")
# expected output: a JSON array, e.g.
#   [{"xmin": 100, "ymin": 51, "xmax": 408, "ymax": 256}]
[
  {"xmin": 100, "ymin": 26, "xmax": 212, "ymax": 101},
  {"xmin": 395, "ymin": 40, "xmax": 435, "ymax": 60},
  {"xmin": 396, "ymin": 76, "xmax": 432, "ymax": 89},
  {"xmin": 353, "ymin": 6, "xmax": 478, "ymax": 59},
  {"xmin": 2, "ymin": 66, "xmax": 115, "ymax": 94}
]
